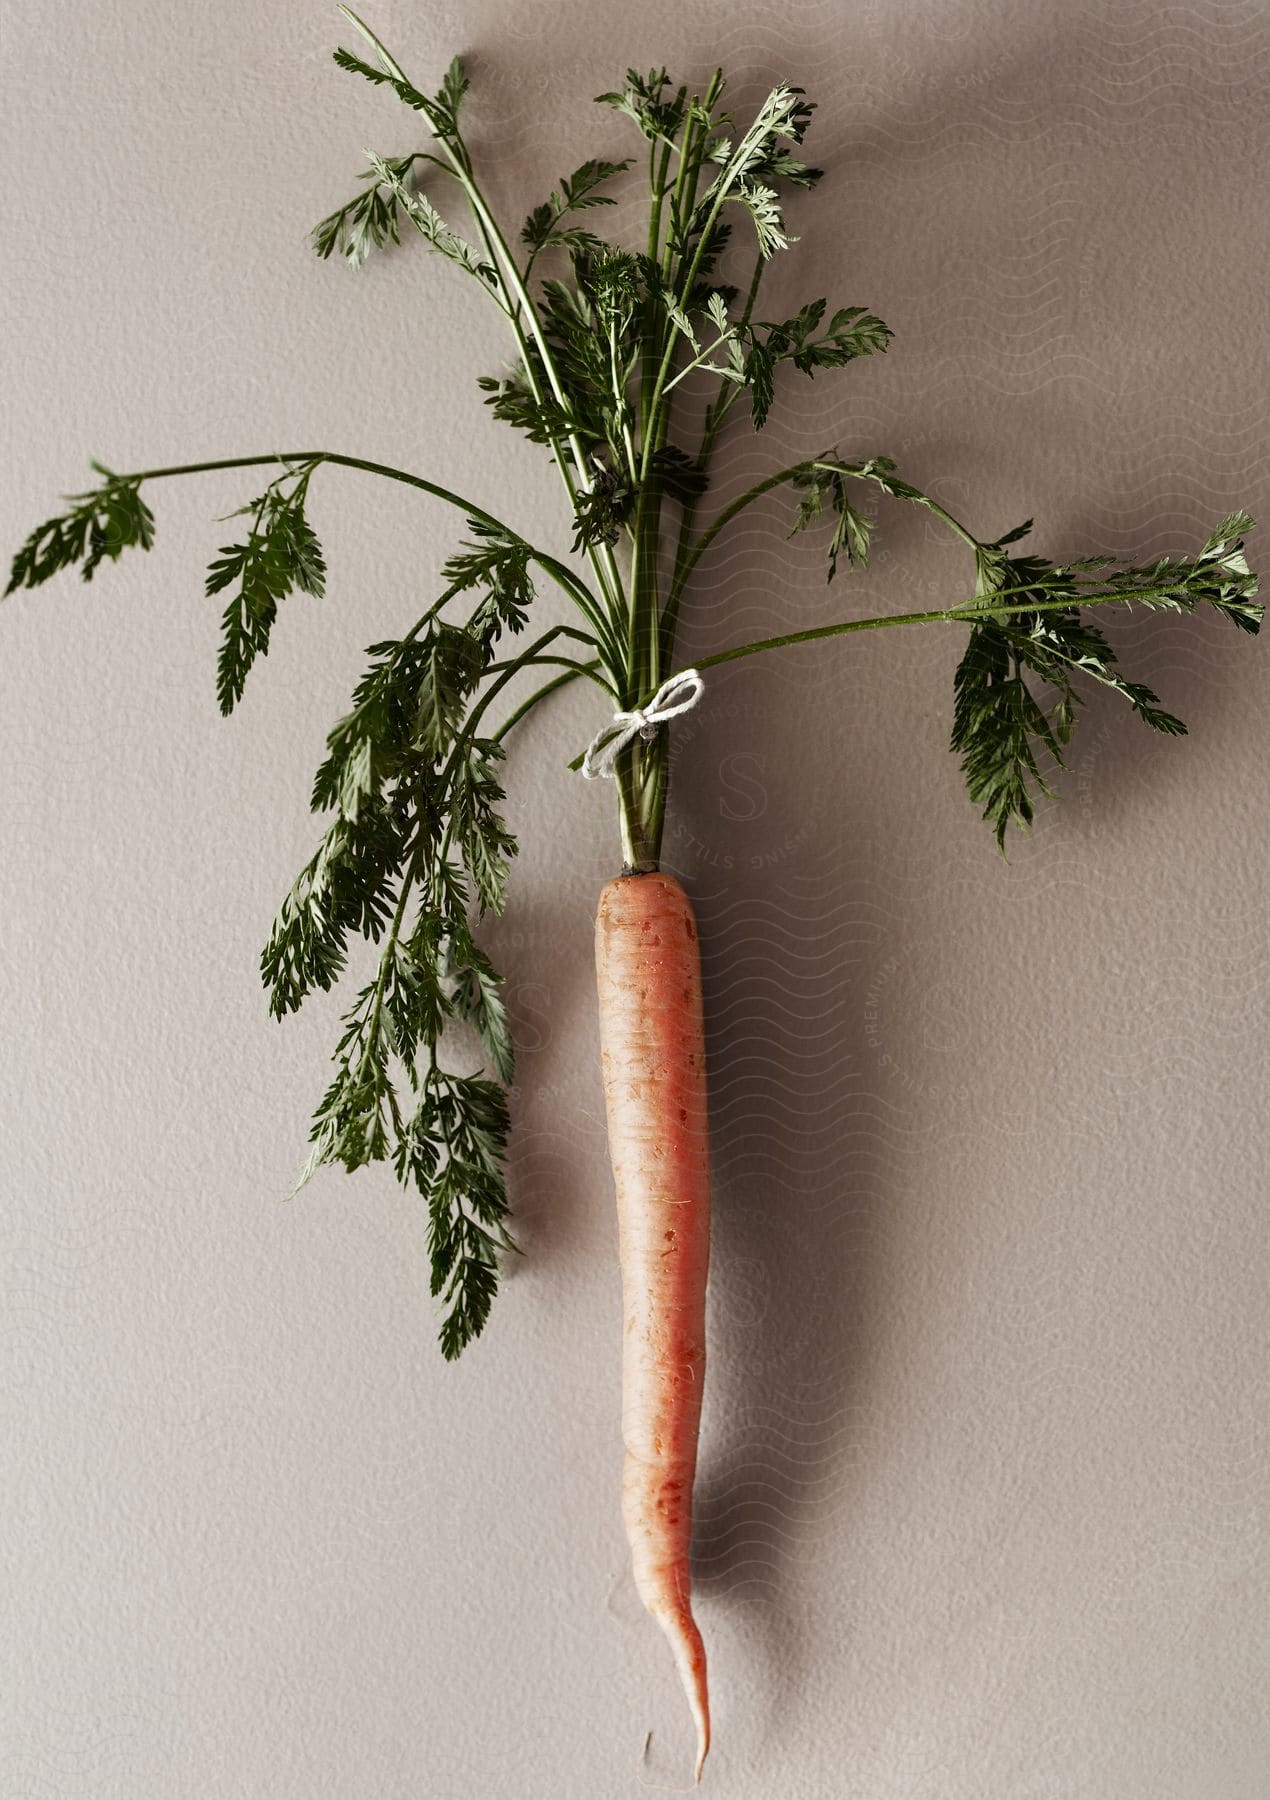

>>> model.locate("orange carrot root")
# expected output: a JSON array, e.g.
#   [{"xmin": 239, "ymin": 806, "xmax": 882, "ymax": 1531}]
[{"xmin": 596, "ymin": 870, "xmax": 712, "ymax": 1782}]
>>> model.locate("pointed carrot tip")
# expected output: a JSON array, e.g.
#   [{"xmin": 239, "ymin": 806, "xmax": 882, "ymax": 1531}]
[{"xmin": 655, "ymin": 1606, "xmax": 710, "ymax": 1786}]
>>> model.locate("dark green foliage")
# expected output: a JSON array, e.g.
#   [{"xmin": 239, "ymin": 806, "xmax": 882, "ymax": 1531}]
[
  {"xmin": 476, "ymin": 364, "xmax": 581, "ymax": 449},
  {"xmin": 261, "ymin": 800, "xmax": 407, "ymax": 1016},
  {"xmin": 450, "ymin": 739, "xmax": 518, "ymax": 912},
  {"xmin": 789, "ymin": 461, "xmax": 874, "ymax": 578},
  {"xmin": 302, "ymin": 926, "xmax": 516, "ymax": 1362},
  {"xmin": 363, "ymin": 151, "xmax": 498, "ymax": 287},
  {"xmin": 258, "ymin": 491, "xmax": 532, "ymax": 1354},
  {"xmin": 303, "ymin": 978, "xmax": 400, "ymax": 1175},
  {"xmin": 595, "ymin": 68, "xmax": 686, "ymax": 143},
  {"xmin": 648, "ymin": 444, "xmax": 709, "ymax": 508},
  {"xmin": 746, "ymin": 301, "xmax": 892, "ymax": 428},
  {"xmin": 671, "ymin": 217, "xmax": 735, "ymax": 300},
  {"xmin": 446, "ymin": 929, "xmax": 515, "ymax": 1082},
  {"xmin": 747, "ymin": 144, "xmax": 823, "ymax": 190},
  {"xmin": 442, "ymin": 523, "xmax": 534, "ymax": 643},
  {"xmin": 311, "ymin": 153, "xmax": 427, "ymax": 266},
  {"xmin": 571, "ymin": 464, "xmax": 636, "ymax": 551},
  {"xmin": 288, "ymin": 791, "xmax": 518, "ymax": 1358},
  {"xmin": 781, "ymin": 477, "xmax": 1258, "ymax": 847},
  {"xmin": 413, "ymin": 621, "xmax": 486, "ymax": 757},
  {"xmin": 540, "ymin": 259, "xmax": 636, "ymax": 450},
  {"xmin": 6, "ymin": 463, "xmax": 154, "ymax": 595},
  {"xmin": 331, "ymin": 46, "xmax": 468, "ymax": 144},
  {"xmin": 206, "ymin": 463, "xmax": 325, "ymax": 715},
  {"xmin": 6, "ymin": 28, "xmax": 1261, "ymax": 1361},
  {"xmin": 951, "ymin": 626, "xmax": 1058, "ymax": 846},
  {"xmin": 521, "ymin": 157, "xmax": 633, "ymax": 258},
  {"xmin": 950, "ymin": 603, "xmax": 1187, "ymax": 852},
  {"xmin": 950, "ymin": 517, "xmax": 1259, "ymax": 848},
  {"xmin": 310, "ymin": 639, "xmax": 424, "ymax": 818},
  {"xmin": 431, "ymin": 55, "xmax": 471, "ymax": 139},
  {"xmin": 395, "ymin": 1069, "xmax": 515, "ymax": 1361}
]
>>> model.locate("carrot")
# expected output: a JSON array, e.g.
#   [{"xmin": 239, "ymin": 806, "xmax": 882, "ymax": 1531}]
[
  {"xmin": 595, "ymin": 869, "xmax": 712, "ymax": 1783},
  {"xmin": 9, "ymin": 23, "xmax": 1261, "ymax": 1783}
]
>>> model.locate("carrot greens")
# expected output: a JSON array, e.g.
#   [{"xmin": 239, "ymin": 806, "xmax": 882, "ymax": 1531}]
[{"xmin": 6, "ymin": 9, "xmax": 1260, "ymax": 1356}]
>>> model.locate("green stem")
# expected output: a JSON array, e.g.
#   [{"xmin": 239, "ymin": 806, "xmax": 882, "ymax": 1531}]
[
  {"xmin": 492, "ymin": 662, "xmax": 599, "ymax": 744},
  {"xmin": 684, "ymin": 580, "xmax": 1235, "ymax": 678},
  {"xmin": 659, "ymin": 88, "xmax": 702, "ymax": 282},
  {"xmin": 613, "ymin": 734, "xmax": 667, "ymax": 873},
  {"xmin": 463, "ymin": 625, "xmax": 586, "ymax": 740},
  {"xmin": 338, "ymin": 7, "xmax": 628, "ymax": 639},
  {"xmin": 355, "ymin": 815, "xmax": 433, "ymax": 1092},
  {"xmin": 640, "ymin": 85, "xmax": 772, "ymax": 482},
  {"xmin": 663, "ymin": 328, "xmax": 737, "ymax": 393},
  {"xmin": 670, "ymin": 463, "xmax": 797, "ymax": 601},
  {"xmin": 619, "ymin": 83, "xmax": 727, "ymax": 871},
  {"xmin": 642, "ymin": 131, "xmax": 676, "ymax": 397},
  {"xmin": 572, "ymin": 570, "xmax": 1234, "ymax": 818},
  {"xmin": 463, "ymin": 201, "xmax": 629, "ymax": 642},
  {"xmin": 658, "ymin": 261, "xmax": 764, "ymax": 669},
  {"xmin": 668, "ymin": 455, "xmax": 982, "ymax": 628},
  {"xmin": 450, "ymin": 143, "xmax": 629, "ymax": 630},
  {"xmin": 132, "ymin": 448, "xmax": 496, "ymax": 509},
  {"xmin": 119, "ymin": 448, "xmax": 626, "ymax": 679},
  {"xmin": 609, "ymin": 313, "xmax": 639, "ymax": 483},
  {"xmin": 485, "ymin": 650, "xmax": 607, "ymax": 681},
  {"xmin": 735, "ymin": 251, "xmax": 766, "ymax": 332},
  {"xmin": 571, "ymin": 574, "xmax": 1198, "ymax": 775}
]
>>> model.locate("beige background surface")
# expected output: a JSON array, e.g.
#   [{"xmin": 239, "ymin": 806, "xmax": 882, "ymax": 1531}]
[{"xmin": 3, "ymin": 1, "xmax": 1269, "ymax": 1795}]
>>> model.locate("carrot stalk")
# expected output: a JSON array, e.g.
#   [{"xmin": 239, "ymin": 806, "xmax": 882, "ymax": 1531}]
[{"xmin": 595, "ymin": 869, "xmax": 712, "ymax": 1782}]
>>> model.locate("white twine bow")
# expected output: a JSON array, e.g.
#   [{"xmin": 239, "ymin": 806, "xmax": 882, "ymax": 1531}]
[{"xmin": 581, "ymin": 669, "xmax": 705, "ymax": 780}]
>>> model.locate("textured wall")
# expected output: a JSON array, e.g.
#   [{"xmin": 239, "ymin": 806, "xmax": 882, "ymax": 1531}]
[{"xmin": 3, "ymin": 1, "xmax": 1269, "ymax": 1795}]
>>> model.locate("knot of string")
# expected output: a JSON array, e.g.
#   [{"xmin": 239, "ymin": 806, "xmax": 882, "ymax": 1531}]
[{"xmin": 581, "ymin": 670, "xmax": 705, "ymax": 780}]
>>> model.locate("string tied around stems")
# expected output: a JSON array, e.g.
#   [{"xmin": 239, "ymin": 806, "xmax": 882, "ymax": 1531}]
[{"xmin": 581, "ymin": 669, "xmax": 705, "ymax": 780}]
